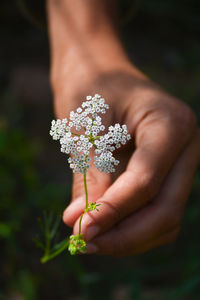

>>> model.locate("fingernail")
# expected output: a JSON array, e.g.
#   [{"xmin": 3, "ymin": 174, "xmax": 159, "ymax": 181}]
[
  {"xmin": 85, "ymin": 225, "xmax": 100, "ymax": 241},
  {"xmin": 86, "ymin": 243, "xmax": 99, "ymax": 254}
]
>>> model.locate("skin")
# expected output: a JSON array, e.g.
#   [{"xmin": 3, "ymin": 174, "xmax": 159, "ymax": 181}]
[{"xmin": 47, "ymin": 0, "xmax": 200, "ymax": 256}]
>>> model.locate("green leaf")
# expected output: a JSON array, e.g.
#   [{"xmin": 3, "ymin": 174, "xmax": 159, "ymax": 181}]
[
  {"xmin": 32, "ymin": 236, "xmax": 44, "ymax": 250},
  {"xmin": 50, "ymin": 215, "xmax": 61, "ymax": 239}
]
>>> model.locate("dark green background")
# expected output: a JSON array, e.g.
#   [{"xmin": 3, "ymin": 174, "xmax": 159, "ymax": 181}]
[{"xmin": 0, "ymin": 0, "xmax": 200, "ymax": 299}]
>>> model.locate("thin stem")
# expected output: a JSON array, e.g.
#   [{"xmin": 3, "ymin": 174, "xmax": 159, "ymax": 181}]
[
  {"xmin": 84, "ymin": 172, "xmax": 88, "ymax": 209},
  {"xmin": 71, "ymin": 132, "xmax": 81, "ymax": 136},
  {"xmin": 41, "ymin": 239, "xmax": 69, "ymax": 263},
  {"xmin": 45, "ymin": 234, "xmax": 50, "ymax": 256},
  {"xmin": 44, "ymin": 215, "xmax": 51, "ymax": 256},
  {"xmin": 78, "ymin": 171, "xmax": 88, "ymax": 236},
  {"xmin": 79, "ymin": 214, "xmax": 84, "ymax": 236}
]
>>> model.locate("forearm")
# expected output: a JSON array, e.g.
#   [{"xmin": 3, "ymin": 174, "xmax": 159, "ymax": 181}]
[{"xmin": 46, "ymin": 0, "xmax": 132, "ymax": 82}]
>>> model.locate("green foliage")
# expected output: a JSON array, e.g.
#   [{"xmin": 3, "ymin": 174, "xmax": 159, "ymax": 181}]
[
  {"xmin": 0, "ymin": 93, "xmax": 71, "ymax": 298},
  {"xmin": 34, "ymin": 212, "xmax": 69, "ymax": 263},
  {"xmin": 85, "ymin": 202, "xmax": 101, "ymax": 213}
]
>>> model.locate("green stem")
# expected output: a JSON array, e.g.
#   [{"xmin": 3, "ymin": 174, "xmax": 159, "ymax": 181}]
[
  {"xmin": 44, "ymin": 218, "xmax": 50, "ymax": 256},
  {"xmin": 71, "ymin": 132, "xmax": 81, "ymax": 136},
  {"xmin": 78, "ymin": 171, "xmax": 88, "ymax": 236},
  {"xmin": 84, "ymin": 172, "xmax": 88, "ymax": 209},
  {"xmin": 79, "ymin": 214, "xmax": 84, "ymax": 236},
  {"xmin": 41, "ymin": 239, "xmax": 69, "ymax": 263},
  {"xmin": 45, "ymin": 233, "xmax": 50, "ymax": 256}
]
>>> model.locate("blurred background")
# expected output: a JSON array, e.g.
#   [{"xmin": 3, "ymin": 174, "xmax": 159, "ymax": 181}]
[{"xmin": 0, "ymin": 0, "xmax": 200, "ymax": 299}]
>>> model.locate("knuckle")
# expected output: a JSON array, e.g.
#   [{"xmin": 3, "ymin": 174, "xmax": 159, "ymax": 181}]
[
  {"xmin": 84, "ymin": 174, "xmax": 98, "ymax": 186},
  {"xmin": 177, "ymin": 105, "xmax": 197, "ymax": 132},
  {"xmin": 137, "ymin": 172, "xmax": 159, "ymax": 200},
  {"xmin": 100, "ymin": 200, "xmax": 121, "ymax": 223},
  {"xmin": 73, "ymin": 172, "xmax": 97, "ymax": 192}
]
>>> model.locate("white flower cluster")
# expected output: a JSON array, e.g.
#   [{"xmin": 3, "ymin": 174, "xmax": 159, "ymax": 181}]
[{"xmin": 50, "ymin": 94, "xmax": 131, "ymax": 174}]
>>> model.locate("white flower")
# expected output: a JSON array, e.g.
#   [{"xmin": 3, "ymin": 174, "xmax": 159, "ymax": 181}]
[
  {"xmin": 50, "ymin": 94, "xmax": 131, "ymax": 174},
  {"xmin": 94, "ymin": 152, "xmax": 119, "ymax": 173}
]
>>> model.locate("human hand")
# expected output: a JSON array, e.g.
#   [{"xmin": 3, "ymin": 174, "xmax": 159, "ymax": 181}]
[
  {"xmin": 59, "ymin": 68, "xmax": 200, "ymax": 256},
  {"xmin": 47, "ymin": 0, "xmax": 200, "ymax": 256}
]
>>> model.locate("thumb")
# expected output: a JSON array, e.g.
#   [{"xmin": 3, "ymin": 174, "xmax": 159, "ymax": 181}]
[{"xmin": 63, "ymin": 163, "xmax": 112, "ymax": 227}]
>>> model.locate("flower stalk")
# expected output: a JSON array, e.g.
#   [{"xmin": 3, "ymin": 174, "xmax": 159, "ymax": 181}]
[
  {"xmin": 78, "ymin": 172, "xmax": 88, "ymax": 236},
  {"xmin": 35, "ymin": 94, "xmax": 131, "ymax": 261}
]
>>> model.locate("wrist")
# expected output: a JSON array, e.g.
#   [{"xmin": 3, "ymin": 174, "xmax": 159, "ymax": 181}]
[
  {"xmin": 47, "ymin": 0, "xmax": 132, "ymax": 87},
  {"xmin": 50, "ymin": 46, "xmax": 133, "ymax": 93}
]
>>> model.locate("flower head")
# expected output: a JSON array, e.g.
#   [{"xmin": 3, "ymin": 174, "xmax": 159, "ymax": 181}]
[
  {"xmin": 50, "ymin": 94, "xmax": 131, "ymax": 174},
  {"xmin": 68, "ymin": 234, "xmax": 86, "ymax": 255}
]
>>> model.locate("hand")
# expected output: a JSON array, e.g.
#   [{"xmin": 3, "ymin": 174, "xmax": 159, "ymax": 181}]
[
  {"xmin": 47, "ymin": 0, "xmax": 200, "ymax": 256},
  {"xmin": 59, "ymin": 68, "xmax": 200, "ymax": 256}
]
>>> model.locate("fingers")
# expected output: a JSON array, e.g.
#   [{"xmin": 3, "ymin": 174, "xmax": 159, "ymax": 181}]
[
  {"xmin": 85, "ymin": 130, "xmax": 200, "ymax": 255},
  {"xmin": 130, "ymin": 227, "xmax": 181, "ymax": 256},
  {"xmin": 63, "ymin": 162, "xmax": 112, "ymax": 227},
  {"xmin": 72, "ymin": 112, "xmax": 197, "ymax": 240}
]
